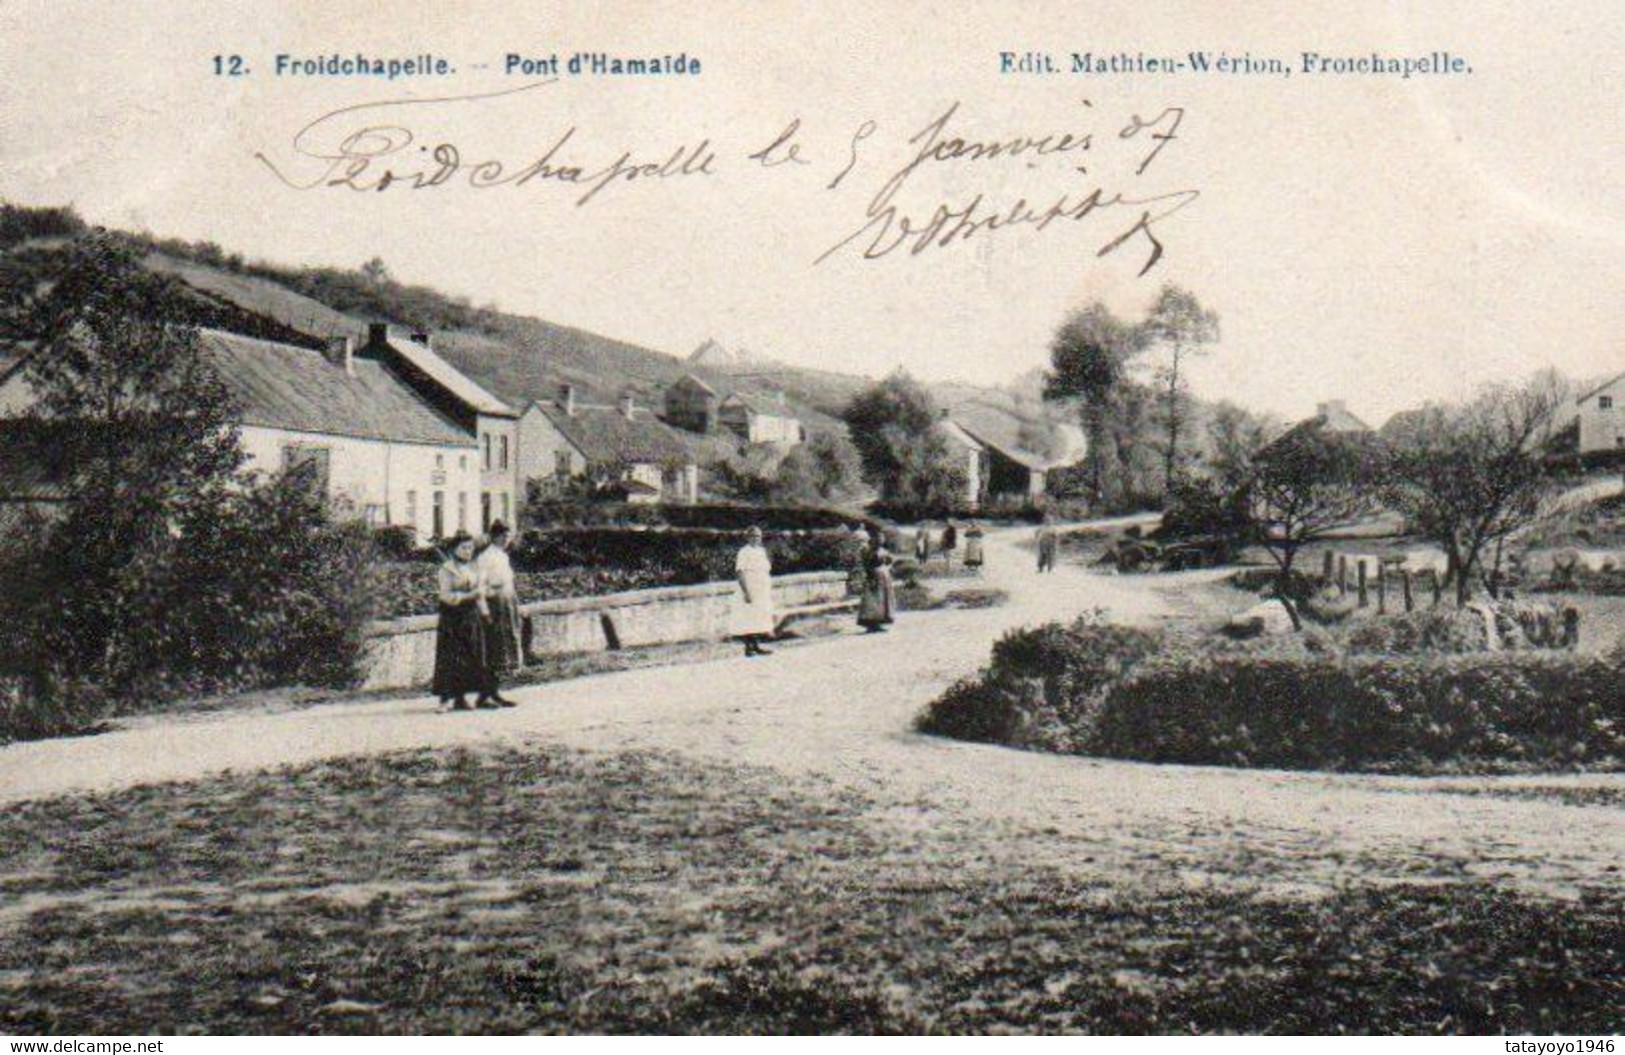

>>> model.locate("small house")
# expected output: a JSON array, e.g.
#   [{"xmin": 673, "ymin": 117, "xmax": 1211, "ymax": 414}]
[
  {"xmin": 519, "ymin": 385, "xmax": 700, "ymax": 504},
  {"xmin": 717, "ymin": 391, "xmax": 805, "ymax": 446}
]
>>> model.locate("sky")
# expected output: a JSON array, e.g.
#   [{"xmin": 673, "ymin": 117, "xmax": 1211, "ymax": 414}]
[{"xmin": 1, "ymin": 0, "xmax": 1620, "ymax": 424}]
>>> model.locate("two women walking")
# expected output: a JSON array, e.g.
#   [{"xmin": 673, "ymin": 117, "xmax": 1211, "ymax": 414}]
[{"xmin": 432, "ymin": 522, "xmax": 521, "ymax": 711}]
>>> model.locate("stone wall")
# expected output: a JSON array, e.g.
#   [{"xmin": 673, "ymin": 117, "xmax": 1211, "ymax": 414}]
[{"xmin": 359, "ymin": 570, "xmax": 852, "ymax": 691}]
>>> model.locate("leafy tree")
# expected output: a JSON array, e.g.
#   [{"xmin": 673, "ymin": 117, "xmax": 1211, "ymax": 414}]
[
  {"xmin": 0, "ymin": 233, "xmax": 245, "ymax": 671},
  {"xmin": 773, "ymin": 430, "xmax": 864, "ymax": 505},
  {"xmin": 1246, "ymin": 423, "xmax": 1385, "ymax": 629},
  {"xmin": 842, "ymin": 372, "xmax": 963, "ymax": 508},
  {"xmin": 1383, "ymin": 376, "xmax": 1564, "ymax": 605},
  {"xmin": 1043, "ymin": 303, "xmax": 1150, "ymax": 508},
  {"xmin": 1144, "ymin": 285, "xmax": 1219, "ymax": 491},
  {"xmin": 1205, "ymin": 400, "xmax": 1279, "ymax": 493}
]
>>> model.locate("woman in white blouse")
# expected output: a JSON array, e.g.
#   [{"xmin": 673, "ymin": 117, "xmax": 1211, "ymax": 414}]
[
  {"xmin": 476, "ymin": 520, "xmax": 523, "ymax": 706},
  {"xmin": 731, "ymin": 527, "xmax": 776, "ymax": 657}
]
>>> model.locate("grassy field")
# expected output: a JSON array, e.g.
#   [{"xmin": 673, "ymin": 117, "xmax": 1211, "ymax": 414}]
[{"xmin": 1, "ymin": 746, "xmax": 1618, "ymax": 1035}]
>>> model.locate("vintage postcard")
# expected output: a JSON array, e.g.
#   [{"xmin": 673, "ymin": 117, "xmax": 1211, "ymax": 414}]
[{"xmin": 0, "ymin": 0, "xmax": 1620, "ymax": 1041}]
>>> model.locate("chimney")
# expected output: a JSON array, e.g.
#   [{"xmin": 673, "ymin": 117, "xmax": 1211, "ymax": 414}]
[
  {"xmin": 410, "ymin": 329, "xmax": 429, "ymax": 346},
  {"xmin": 366, "ymin": 321, "xmax": 388, "ymax": 350},
  {"xmin": 558, "ymin": 383, "xmax": 576, "ymax": 416},
  {"xmin": 1317, "ymin": 400, "xmax": 1347, "ymax": 419},
  {"xmin": 619, "ymin": 392, "xmax": 637, "ymax": 419},
  {"xmin": 324, "ymin": 335, "xmax": 356, "ymax": 376}
]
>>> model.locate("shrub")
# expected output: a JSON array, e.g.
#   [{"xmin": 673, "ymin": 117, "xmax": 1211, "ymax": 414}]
[
  {"xmin": 917, "ymin": 618, "xmax": 1163, "ymax": 751},
  {"xmin": 370, "ymin": 524, "xmax": 423, "ymax": 561},
  {"xmin": 109, "ymin": 474, "xmax": 386, "ymax": 693},
  {"xmin": 513, "ymin": 527, "xmax": 861, "ymax": 583},
  {"xmin": 0, "ymin": 673, "xmax": 110, "ymax": 744},
  {"xmin": 1093, "ymin": 651, "xmax": 1625, "ymax": 772},
  {"xmin": 0, "ymin": 473, "xmax": 386, "ymax": 741},
  {"xmin": 920, "ymin": 614, "xmax": 1625, "ymax": 773},
  {"xmin": 1343, "ymin": 607, "xmax": 1491, "ymax": 654},
  {"xmin": 524, "ymin": 501, "xmax": 877, "ymax": 533}
]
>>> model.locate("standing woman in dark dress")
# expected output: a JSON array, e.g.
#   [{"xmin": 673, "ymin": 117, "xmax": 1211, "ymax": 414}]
[
  {"xmin": 433, "ymin": 532, "xmax": 497, "ymax": 711},
  {"xmin": 857, "ymin": 529, "xmax": 896, "ymax": 633}
]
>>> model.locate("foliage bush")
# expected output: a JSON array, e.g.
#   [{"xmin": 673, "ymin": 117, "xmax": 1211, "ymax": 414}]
[
  {"xmin": 1094, "ymin": 651, "xmax": 1623, "ymax": 772},
  {"xmin": 0, "ymin": 474, "xmax": 385, "ymax": 743},
  {"xmin": 919, "ymin": 616, "xmax": 1625, "ymax": 773},
  {"xmin": 523, "ymin": 500, "xmax": 876, "ymax": 533},
  {"xmin": 916, "ymin": 618, "xmax": 1163, "ymax": 751},
  {"xmin": 374, "ymin": 527, "xmax": 865, "ymax": 618}
]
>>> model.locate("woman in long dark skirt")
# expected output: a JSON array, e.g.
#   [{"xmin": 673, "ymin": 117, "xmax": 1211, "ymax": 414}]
[
  {"xmin": 433, "ymin": 532, "xmax": 499, "ymax": 711},
  {"xmin": 857, "ymin": 530, "xmax": 896, "ymax": 633}
]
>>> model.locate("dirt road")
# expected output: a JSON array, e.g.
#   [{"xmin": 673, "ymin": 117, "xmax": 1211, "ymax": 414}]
[{"xmin": 2, "ymin": 523, "xmax": 1620, "ymax": 899}]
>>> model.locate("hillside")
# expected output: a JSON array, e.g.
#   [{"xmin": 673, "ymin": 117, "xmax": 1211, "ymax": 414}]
[{"xmin": 0, "ymin": 203, "xmax": 1074, "ymax": 463}]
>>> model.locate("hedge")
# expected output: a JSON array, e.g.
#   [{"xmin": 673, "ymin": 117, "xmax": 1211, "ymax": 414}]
[
  {"xmin": 376, "ymin": 527, "xmax": 866, "ymax": 618},
  {"xmin": 1095, "ymin": 652, "xmax": 1624, "ymax": 772},
  {"xmin": 524, "ymin": 501, "xmax": 880, "ymax": 533},
  {"xmin": 917, "ymin": 619, "xmax": 1625, "ymax": 773}
]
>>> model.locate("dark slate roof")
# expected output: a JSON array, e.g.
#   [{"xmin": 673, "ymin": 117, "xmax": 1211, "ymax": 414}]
[
  {"xmin": 529, "ymin": 401, "xmax": 695, "ymax": 467},
  {"xmin": 203, "ymin": 331, "xmax": 475, "ymax": 447},
  {"xmin": 379, "ymin": 333, "xmax": 517, "ymax": 418}
]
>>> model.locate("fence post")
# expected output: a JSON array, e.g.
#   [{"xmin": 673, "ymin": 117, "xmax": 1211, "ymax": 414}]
[
  {"xmin": 1563, "ymin": 606, "xmax": 1580, "ymax": 649},
  {"xmin": 1376, "ymin": 562, "xmax": 1387, "ymax": 614},
  {"xmin": 1357, "ymin": 560, "xmax": 1368, "ymax": 608},
  {"xmin": 1338, "ymin": 556, "xmax": 1348, "ymax": 596},
  {"xmin": 1322, "ymin": 549, "xmax": 1335, "ymax": 583},
  {"xmin": 1401, "ymin": 568, "xmax": 1414, "ymax": 613},
  {"xmin": 1429, "ymin": 568, "xmax": 1442, "ymax": 607}
]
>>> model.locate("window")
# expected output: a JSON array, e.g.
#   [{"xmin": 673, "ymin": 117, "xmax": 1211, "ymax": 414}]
[
  {"xmin": 364, "ymin": 504, "xmax": 386, "ymax": 527},
  {"xmin": 499, "ymin": 435, "xmax": 510, "ymax": 470},
  {"xmin": 432, "ymin": 491, "xmax": 445, "ymax": 538},
  {"xmin": 457, "ymin": 491, "xmax": 468, "ymax": 532},
  {"xmin": 1601, "ymin": 396, "xmax": 1615, "ymax": 410},
  {"xmin": 482, "ymin": 433, "xmax": 493, "ymax": 471},
  {"xmin": 405, "ymin": 490, "xmax": 418, "ymax": 528},
  {"xmin": 481, "ymin": 492, "xmax": 492, "ymax": 530},
  {"xmin": 554, "ymin": 450, "xmax": 573, "ymax": 477},
  {"xmin": 459, "ymin": 455, "xmax": 468, "ymax": 471},
  {"xmin": 435, "ymin": 453, "xmax": 444, "ymax": 468},
  {"xmin": 500, "ymin": 492, "xmax": 510, "ymax": 523}
]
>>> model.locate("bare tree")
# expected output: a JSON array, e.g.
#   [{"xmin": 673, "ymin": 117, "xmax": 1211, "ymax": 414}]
[
  {"xmin": 1383, "ymin": 376, "xmax": 1565, "ymax": 605},
  {"xmin": 1247, "ymin": 423, "xmax": 1384, "ymax": 629},
  {"xmin": 1144, "ymin": 285, "xmax": 1219, "ymax": 491}
]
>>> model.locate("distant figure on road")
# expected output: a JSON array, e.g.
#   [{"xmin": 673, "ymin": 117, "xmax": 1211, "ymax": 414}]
[
  {"xmin": 857, "ymin": 529, "xmax": 897, "ymax": 633},
  {"xmin": 732, "ymin": 526, "xmax": 776, "ymax": 657},
  {"xmin": 476, "ymin": 520, "xmax": 522, "ymax": 706},
  {"xmin": 963, "ymin": 523, "xmax": 985, "ymax": 570},
  {"xmin": 1036, "ymin": 515, "xmax": 1059, "ymax": 574},
  {"xmin": 939, "ymin": 521, "xmax": 958, "ymax": 566},
  {"xmin": 914, "ymin": 526, "xmax": 933, "ymax": 565},
  {"xmin": 433, "ymin": 532, "xmax": 499, "ymax": 711}
]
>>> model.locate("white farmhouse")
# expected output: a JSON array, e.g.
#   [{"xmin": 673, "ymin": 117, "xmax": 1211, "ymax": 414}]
[{"xmin": 1575, "ymin": 373, "xmax": 1625, "ymax": 455}]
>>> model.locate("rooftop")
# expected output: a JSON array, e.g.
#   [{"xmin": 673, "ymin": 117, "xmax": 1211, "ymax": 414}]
[
  {"xmin": 529, "ymin": 400, "xmax": 696, "ymax": 467},
  {"xmin": 205, "ymin": 331, "xmax": 475, "ymax": 447}
]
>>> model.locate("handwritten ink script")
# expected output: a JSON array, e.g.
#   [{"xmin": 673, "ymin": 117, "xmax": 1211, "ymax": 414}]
[{"xmin": 255, "ymin": 80, "xmax": 1198, "ymax": 275}]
